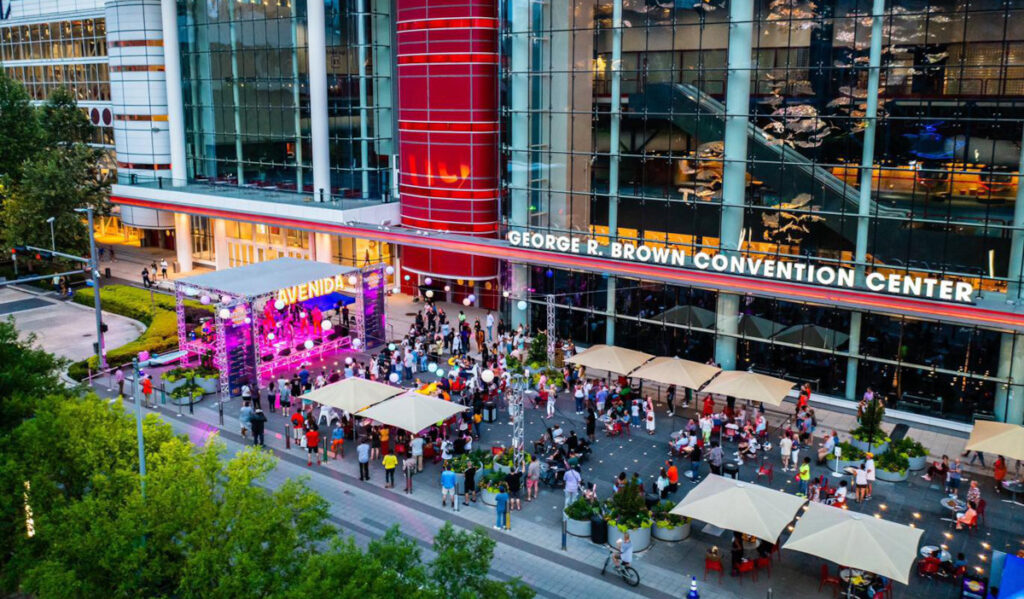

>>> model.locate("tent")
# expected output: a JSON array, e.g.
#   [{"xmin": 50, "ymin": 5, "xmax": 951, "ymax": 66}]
[
  {"xmin": 700, "ymin": 370, "xmax": 795, "ymax": 406},
  {"xmin": 629, "ymin": 357, "xmax": 721, "ymax": 391},
  {"xmin": 565, "ymin": 344, "xmax": 654, "ymax": 375},
  {"xmin": 356, "ymin": 391, "xmax": 468, "ymax": 434},
  {"xmin": 773, "ymin": 324, "xmax": 850, "ymax": 350},
  {"xmin": 669, "ymin": 475, "xmax": 806, "ymax": 541},
  {"xmin": 783, "ymin": 502, "xmax": 924, "ymax": 585},
  {"xmin": 299, "ymin": 377, "xmax": 403, "ymax": 414},
  {"xmin": 965, "ymin": 421, "xmax": 1024, "ymax": 461}
]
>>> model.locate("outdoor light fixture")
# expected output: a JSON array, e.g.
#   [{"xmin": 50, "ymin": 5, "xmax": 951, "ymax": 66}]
[
  {"xmin": 304, "ymin": 340, "xmax": 314, "ymax": 349},
  {"xmin": 321, "ymin": 320, "xmax": 333, "ymax": 330},
  {"xmin": 219, "ymin": 308, "xmax": 230, "ymax": 319},
  {"xmin": 424, "ymin": 277, "xmax": 432, "ymax": 285}
]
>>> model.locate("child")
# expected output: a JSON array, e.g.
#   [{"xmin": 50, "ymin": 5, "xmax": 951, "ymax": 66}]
[
  {"xmin": 646, "ymin": 410, "xmax": 656, "ymax": 435},
  {"xmin": 631, "ymin": 399, "xmax": 641, "ymax": 428}
]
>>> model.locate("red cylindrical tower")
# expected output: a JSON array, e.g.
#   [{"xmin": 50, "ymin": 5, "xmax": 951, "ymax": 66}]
[{"xmin": 395, "ymin": 0, "xmax": 500, "ymax": 283}]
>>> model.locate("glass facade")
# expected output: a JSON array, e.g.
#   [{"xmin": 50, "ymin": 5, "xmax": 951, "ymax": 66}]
[{"xmin": 504, "ymin": 0, "xmax": 1024, "ymax": 422}]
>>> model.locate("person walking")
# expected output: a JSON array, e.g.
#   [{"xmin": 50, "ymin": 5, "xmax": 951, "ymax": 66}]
[
  {"xmin": 994, "ymin": 455, "xmax": 1007, "ymax": 494},
  {"xmin": 357, "ymin": 437, "xmax": 371, "ymax": 481},
  {"xmin": 708, "ymin": 441, "xmax": 724, "ymax": 475},
  {"xmin": 382, "ymin": 452, "xmax": 398, "ymax": 488},
  {"xmin": 494, "ymin": 483, "xmax": 510, "ymax": 531},
  {"xmin": 251, "ymin": 408, "xmax": 267, "ymax": 447},
  {"xmin": 546, "ymin": 385, "xmax": 557, "ymax": 419},
  {"xmin": 689, "ymin": 442, "xmax": 703, "ymax": 482},
  {"xmin": 441, "ymin": 462, "xmax": 458, "ymax": 510},
  {"xmin": 666, "ymin": 384, "xmax": 677, "ymax": 417},
  {"xmin": 798, "ymin": 457, "xmax": 811, "ymax": 497},
  {"xmin": 115, "ymin": 367, "xmax": 125, "ymax": 398},
  {"xmin": 563, "ymin": 465, "xmax": 582, "ymax": 507},
  {"xmin": 141, "ymin": 267, "xmax": 151, "ymax": 288},
  {"xmin": 403, "ymin": 451, "xmax": 416, "ymax": 494},
  {"xmin": 237, "ymin": 400, "xmax": 253, "ymax": 438}
]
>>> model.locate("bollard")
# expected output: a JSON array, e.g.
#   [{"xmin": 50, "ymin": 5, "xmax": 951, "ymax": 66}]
[
  {"xmin": 218, "ymin": 401, "xmax": 224, "ymax": 426},
  {"xmin": 177, "ymin": 395, "xmax": 183, "ymax": 417},
  {"xmin": 561, "ymin": 517, "xmax": 567, "ymax": 550},
  {"xmin": 188, "ymin": 396, "xmax": 194, "ymax": 415},
  {"xmin": 322, "ymin": 437, "xmax": 329, "ymax": 465},
  {"xmin": 161, "ymin": 389, "xmax": 166, "ymax": 405},
  {"xmin": 285, "ymin": 423, "xmax": 291, "ymax": 449}
]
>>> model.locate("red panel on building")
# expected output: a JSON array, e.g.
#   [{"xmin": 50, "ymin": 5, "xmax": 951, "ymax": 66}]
[{"xmin": 396, "ymin": 0, "xmax": 499, "ymax": 283}]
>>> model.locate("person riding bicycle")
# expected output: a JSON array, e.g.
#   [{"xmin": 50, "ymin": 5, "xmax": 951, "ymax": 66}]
[{"xmin": 612, "ymin": 532, "xmax": 633, "ymax": 569}]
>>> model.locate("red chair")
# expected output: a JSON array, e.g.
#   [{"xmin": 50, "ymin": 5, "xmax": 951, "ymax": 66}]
[
  {"xmin": 704, "ymin": 558, "xmax": 724, "ymax": 582},
  {"xmin": 736, "ymin": 559, "xmax": 757, "ymax": 583},
  {"xmin": 757, "ymin": 462, "xmax": 774, "ymax": 484},
  {"xmin": 755, "ymin": 556, "xmax": 772, "ymax": 578},
  {"xmin": 819, "ymin": 564, "xmax": 842, "ymax": 597},
  {"xmin": 918, "ymin": 558, "xmax": 941, "ymax": 578}
]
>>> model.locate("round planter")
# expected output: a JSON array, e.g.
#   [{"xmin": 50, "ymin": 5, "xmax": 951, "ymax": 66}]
[
  {"xmin": 907, "ymin": 455, "xmax": 927, "ymax": 471},
  {"xmin": 480, "ymin": 488, "xmax": 498, "ymax": 506},
  {"xmin": 454, "ymin": 472, "xmax": 466, "ymax": 495},
  {"xmin": 876, "ymin": 468, "xmax": 908, "ymax": 482},
  {"xmin": 492, "ymin": 460, "xmax": 512, "ymax": 475},
  {"xmin": 565, "ymin": 516, "xmax": 592, "ymax": 537},
  {"xmin": 163, "ymin": 377, "xmax": 186, "ymax": 393},
  {"xmin": 850, "ymin": 438, "xmax": 889, "ymax": 454},
  {"xmin": 835, "ymin": 458, "xmax": 864, "ymax": 472},
  {"xmin": 653, "ymin": 520, "xmax": 691, "ymax": 542},
  {"xmin": 196, "ymin": 376, "xmax": 220, "ymax": 394},
  {"xmin": 606, "ymin": 522, "xmax": 652, "ymax": 552}
]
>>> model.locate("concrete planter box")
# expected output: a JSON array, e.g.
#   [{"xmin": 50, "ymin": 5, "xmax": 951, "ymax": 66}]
[
  {"xmin": 195, "ymin": 376, "xmax": 220, "ymax": 394},
  {"xmin": 607, "ymin": 523, "xmax": 652, "ymax": 552},
  {"xmin": 163, "ymin": 377, "xmax": 187, "ymax": 393},
  {"xmin": 481, "ymin": 488, "xmax": 498, "ymax": 506},
  {"xmin": 492, "ymin": 460, "xmax": 512, "ymax": 474},
  {"xmin": 850, "ymin": 438, "xmax": 889, "ymax": 454},
  {"xmin": 876, "ymin": 468, "xmax": 908, "ymax": 482},
  {"xmin": 653, "ymin": 520, "xmax": 691, "ymax": 542},
  {"xmin": 454, "ymin": 472, "xmax": 466, "ymax": 495},
  {"xmin": 565, "ymin": 516, "xmax": 592, "ymax": 537},
  {"xmin": 907, "ymin": 455, "xmax": 927, "ymax": 471}
]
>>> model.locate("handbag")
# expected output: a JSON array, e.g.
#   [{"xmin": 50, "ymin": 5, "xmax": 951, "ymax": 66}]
[{"xmin": 300, "ymin": 434, "xmax": 308, "ymax": 448}]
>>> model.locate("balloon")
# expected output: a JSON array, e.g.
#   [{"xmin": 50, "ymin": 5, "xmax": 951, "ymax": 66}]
[
  {"xmin": 345, "ymin": 356, "xmax": 353, "ymax": 365},
  {"xmin": 517, "ymin": 300, "xmax": 528, "ymax": 310},
  {"xmin": 444, "ymin": 285, "xmax": 451, "ymax": 292},
  {"xmin": 304, "ymin": 339, "xmax": 314, "ymax": 349},
  {"xmin": 200, "ymin": 295, "xmax": 211, "ymax": 305},
  {"xmin": 424, "ymin": 277, "xmax": 432, "ymax": 285},
  {"xmin": 404, "ymin": 275, "xmax": 410, "ymax": 281},
  {"xmin": 426, "ymin": 290, "xmax": 434, "ymax": 298},
  {"xmin": 481, "ymin": 369, "xmax": 495, "ymax": 383},
  {"xmin": 352, "ymin": 338, "xmax": 362, "ymax": 348},
  {"xmin": 244, "ymin": 317, "xmax": 252, "ymax": 324},
  {"xmin": 267, "ymin": 332, "xmax": 275, "ymax": 340},
  {"xmin": 468, "ymin": 294, "xmax": 476, "ymax": 302},
  {"xmin": 435, "ymin": 369, "xmax": 445, "ymax": 378},
  {"xmin": 462, "ymin": 298, "xmax": 471, "ymax": 306},
  {"xmin": 299, "ymin": 312, "xmax": 306, "ymax": 319},
  {"xmin": 184, "ymin": 287, "xmax": 199, "ymax": 297},
  {"xmin": 502, "ymin": 290, "xmax": 510, "ymax": 298},
  {"xmin": 427, "ymin": 362, "xmax": 438, "ymax": 372},
  {"xmin": 385, "ymin": 266, "xmax": 395, "ymax": 275},
  {"xmin": 392, "ymin": 287, "xmax": 401, "ymax": 294},
  {"xmin": 348, "ymin": 275, "xmax": 358, "ymax": 286},
  {"xmin": 389, "ymin": 372, "xmax": 399, "ymax": 383},
  {"xmin": 388, "ymin": 343, "xmax": 396, "ymax": 351},
  {"xmin": 218, "ymin": 308, "xmax": 230, "ymax": 319},
  {"xmin": 321, "ymin": 320, "xmax": 333, "ymax": 330},
  {"xmin": 221, "ymin": 295, "xmax": 232, "ymax": 303},
  {"xmin": 274, "ymin": 299, "xmax": 285, "ymax": 310}
]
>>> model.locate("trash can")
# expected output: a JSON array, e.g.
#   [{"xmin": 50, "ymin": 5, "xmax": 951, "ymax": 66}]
[
  {"xmin": 645, "ymin": 492, "xmax": 661, "ymax": 509},
  {"xmin": 104, "ymin": 267, "xmax": 112, "ymax": 279},
  {"xmin": 483, "ymin": 401, "xmax": 496, "ymax": 423},
  {"xmin": 590, "ymin": 514, "xmax": 608, "ymax": 545},
  {"xmin": 723, "ymin": 461, "xmax": 739, "ymax": 480}
]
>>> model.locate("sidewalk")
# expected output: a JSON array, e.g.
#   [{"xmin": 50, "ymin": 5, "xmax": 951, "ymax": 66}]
[{"xmin": 94, "ymin": 241, "xmax": 212, "ymax": 292}]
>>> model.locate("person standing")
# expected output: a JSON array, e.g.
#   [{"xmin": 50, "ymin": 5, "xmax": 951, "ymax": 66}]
[
  {"xmin": 141, "ymin": 375, "xmax": 154, "ymax": 408},
  {"xmin": 864, "ymin": 452, "xmax": 876, "ymax": 500},
  {"xmin": 403, "ymin": 452, "xmax": 416, "ymax": 494},
  {"xmin": 563, "ymin": 465, "xmax": 582, "ymax": 506},
  {"xmin": 574, "ymin": 383, "xmax": 585, "ymax": 415},
  {"xmin": 114, "ymin": 367, "xmax": 126, "ymax": 398},
  {"xmin": 994, "ymin": 455, "xmax": 1007, "ymax": 494},
  {"xmin": 357, "ymin": 438, "xmax": 371, "ymax": 481},
  {"xmin": 546, "ymin": 385, "xmax": 557, "ymax": 419},
  {"xmin": 241, "ymin": 381, "xmax": 253, "ymax": 406},
  {"xmin": 251, "ymin": 408, "xmax": 267, "ymax": 447},
  {"xmin": 689, "ymin": 442, "xmax": 703, "ymax": 483},
  {"xmin": 779, "ymin": 433, "xmax": 793, "ymax": 471},
  {"xmin": 798, "ymin": 457, "xmax": 811, "ymax": 498},
  {"xmin": 411, "ymin": 434, "xmax": 425, "ymax": 472},
  {"xmin": 305, "ymin": 426, "xmax": 321, "ymax": 466},
  {"xmin": 526, "ymin": 456, "xmax": 540, "ymax": 501},
  {"xmin": 279, "ymin": 376, "xmax": 292, "ymax": 417},
  {"xmin": 441, "ymin": 462, "xmax": 458, "ymax": 510},
  {"xmin": 238, "ymin": 401, "xmax": 254, "ymax": 438},
  {"xmin": 708, "ymin": 441, "xmax": 724, "ymax": 475},
  {"xmin": 486, "ymin": 311, "xmax": 495, "ymax": 342},
  {"xmin": 947, "ymin": 458, "xmax": 963, "ymax": 497},
  {"xmin": 505, "ymin": 466, "xmax": 522, "ymax": 512},
  {"xmin": 494, "ymin": 483, "xmax": 510, "ymax": 531},
  {"xmin": 160, "ymin": 258, "xmax": 168, "ymax": 279},
  {"xmin": 666, "ymin": 384, "xmax": 677, "ymax": 417},
  {"xmin": 853, "ymin": 462, "xmax": 868, "ymax": 503},
  {"xmin": 464, "ymin": 463, "xmax": 478, "ymax": 504},
  {"xmin": 382, "ymin": 452, "xmax": 398, "ymax": 488},
  {"xmin": 585, "ymin": 408, "xmax": 597, "ymax": 443},
  {"xmin": 141, "ymin": 267, "xmax": 151, "ymax": 289}
]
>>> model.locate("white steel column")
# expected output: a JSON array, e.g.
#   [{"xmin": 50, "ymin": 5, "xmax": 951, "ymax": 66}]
[
  {"xmin": 160, "ymin": 0, "xmax": 187, "ymax": 184},
  {"xmin": 604, "ymin": 0, "xmax": 623, "ymax": 346},
  {"xmin": 508, "ymin": 0, "xmax": 530, "ymax": 331},
  {"xmin": 308, "ymin": 0, "xmax": 331, "ymax": 202},
  {"xmin": 213, "ymin": 218, "xmax": 229, "ymax": 270},
  {"xmin": 356, "ymin": 0, "xmax": 371, "ymax": 197},
  {"xmin": 291, "ymin": 3, "xmax": 305, "ymax": 192},
  {"xmin": 314, "ymin": 233, "xmax": 333, "ymax": 263},
  {"xmin": 174, "ymin": 213, "xmax": 193, "ymax": 272}
]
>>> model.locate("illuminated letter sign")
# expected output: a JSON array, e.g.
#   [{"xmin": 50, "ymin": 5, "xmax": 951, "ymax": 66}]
[
  {"xmin": 277, "ymin": 274, "xmax": 346, "ymax": 305},
  {"xmin": 0, "ymin": 0, "xmax": 14, "ymax": 20}
]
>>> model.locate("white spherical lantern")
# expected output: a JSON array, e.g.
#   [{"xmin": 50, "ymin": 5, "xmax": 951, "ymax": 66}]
[
  {"xmin": 462, "ymin": 298, "xmax": 471, "ymax": 306},
  {"xmin": 517, "ymin": 300, "xmax": 528, "ymax": 311},
  {"xmin": 345, "ymin": 356, "xmax": 353, "ymax": 365},
  {"xmin": 299, "ymin": 312, "xmax": 306, "ymax": 319},
  {"xmin": 304, "ymin": 339, "xmax": 314, "ymax": 350},
  {"xmin": 404, "ymin": 274, "xmax": 410, "ymax": 281},
  {"xmin": 502, "ymin": 290, "xmax": 510, "ymax": 298},
  {"xmin": 244, "ymin": 317, "xmax": 252, "ymax": 324},
  {"xmin": 481, "ymin": 369, "xmax": 495, "ymax": 383},
  {"xmin": 424, "ymin": 277, "xmax": 433, "ymax": 286},
  {"xmin": 352, "ymin": 338, "xmax": 362, "ymax": 348},
  {"xmin": 388, "ymin": 343, "xmax": 396, "ymax": 351},
  {"xmin": 274, "ymin": 299, "xmax": 285, "ymax": 310},
  {"xmin": 184, "ymin": 287, "xmax": 199, "ymax": 297},
  {"xmin": 392, "ymin": 287, "xmax": 401, "ymax": 294},
  {"xmin": 426, "ymin": 290, "xmax": 434, "ymax": 298},
  {"xmin": 219, "ymin": 308, "xmax": 230, "ymax": 319},
  {"xmin": 389, "ymin": 372, "xmax": 400, "ymax": 383},
  {"xmin": 385, "ymin": 266, "xmax": 395, "ymax": 275},
  {"xmin": 444, "ymin": 285, "xmax": 451, "ymax": 292},
  {"xmin": 468, "ymin": 294, "xmax": 476, "ymax": 302},
  {"xmin": 348, "ymin": 275, "xmax": 358, "ymax": 286},
  {"xmin": 267, "ymin": 332, "xmax": 275, "ymax": 341},
  {"xmin": 427, "ymin": 362, "xmax": 438, "ymax": 373},
  {"xmin": 200, "ymin": 295, "xmax": 211, "ymax": 305},
  {"xmin": 220, "ymin": 295, "xmax": 232, "ymax": 304},
  {"xmin": 321, "ymin": 320, "xmax": 333, "ymax": 330},
  {"xmin": 435, "ymin": 369, "xmax": 445, "ymax": 378}
]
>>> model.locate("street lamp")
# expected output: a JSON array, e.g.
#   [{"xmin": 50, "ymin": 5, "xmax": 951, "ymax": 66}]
[
  {"xmin": 45, "ymin": 217, "xmax": 55, "ymax": 251},
  {"xmin": 74, "ymin": 207, "xmax": 106, "ymax": 370}
]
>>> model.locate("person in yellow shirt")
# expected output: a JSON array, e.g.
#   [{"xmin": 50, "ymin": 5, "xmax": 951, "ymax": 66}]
[
  {"xmin": 798, "ymin": 457, "xmax": 811, "ymax": 497},
  {"xmin": 383, "ymin": 453, "xmax": 398, "ymax": 488}
]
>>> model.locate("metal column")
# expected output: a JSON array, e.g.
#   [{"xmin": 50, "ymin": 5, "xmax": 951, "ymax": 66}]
[
  {"xmin": 846, "ymin": 0, "xmax": 886, "ymax": 400},
  {"xmin": 227, "ymin": 0, "xmax": 244, "ymax": 183},
  {"xmin": 308, "ymin": 0, "xmax": 331, "ymax": 201},
  {"xmin": 605, "ymin": 0, "xmax": 623, "ymax": 344},
  {"xmin": 291, "ymin": 4, "xmax": 304, "ymax": 193},
  {"xmin": 509, "ymin": 0, "xmax": 530, "ymax": 332},
  {"xmin": 357, "ymin": 0, "xmax": 371, "ymax": 197},
  {"xmin": 160, "ymin": 0, "xmax": 187, "ymax": 184},
  {"xmin": 713, "ymin": 0, "xmax": 754, "ymax": 371}
]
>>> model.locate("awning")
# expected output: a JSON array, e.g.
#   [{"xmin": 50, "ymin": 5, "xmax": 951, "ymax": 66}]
[
  {"xmin": 700, "ymin": 370, "xmax": 795, "ymax": 406},
  {"xmin": 965, "ymin": 421, "xmax": 1024, "ymax": 461},
  {"xmin": 356, "ymin": 391, "xmax": 469, "ymax": 434},
  {"xmin": 783, "ymin": 502, "xmax": 924, "ymax": 585},
  {"xmin": 565, "ymin": 344, "xmax": 654, "ymax": 375},
  {"xmin": 669, "ymin": 475, "xmax": 806, "ymax": 541},
  {"xmin": 299, "ymin": 377, "xmax": 403, "ymax": 414},
  {"xmin": 629, "ymin": 357, "xmax": 720, "ymax": 391}
]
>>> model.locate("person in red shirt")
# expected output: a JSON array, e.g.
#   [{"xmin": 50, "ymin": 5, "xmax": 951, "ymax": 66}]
[
  {"xmin": 141, "ymin": 376, "xmax": 154, "ymax": 408},
  {"xmin": 702, "ymin": 394, "xmax": 715, "ymax": 417},
  {"xmin": 291, "ymin": 412, "xmax": 305, "ymax": 443},
  {"xmin": 305, "ymin": 427, "xmax": 321, "ymax": 466},
  {"xmin": 665, "ymin": 460, "xmax": 679, "ymax": 493},
  {"xmin": 796, "ymin": 383, "xmax": 811, "ymax": 414}
]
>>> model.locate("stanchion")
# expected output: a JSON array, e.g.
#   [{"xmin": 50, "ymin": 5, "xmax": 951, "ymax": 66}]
[
  {"xmin": 285, "ymin": 423, "xmax": 291, "ymax": 449},
  {"xmin": 561, "ymin": 517, "xmax": 567, "ymax": 550},
  {"xmin": 188, "ymin": 396, "xmax": 194, "ymax": 415},
  {"xmin": 218, "ymin": 400, "xmax": 224, "ymax": 426}
]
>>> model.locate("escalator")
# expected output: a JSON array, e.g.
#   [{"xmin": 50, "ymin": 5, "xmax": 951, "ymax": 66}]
[{"xmin": 628, "ymin": 83, "xmax": 908, "ymax": 245}]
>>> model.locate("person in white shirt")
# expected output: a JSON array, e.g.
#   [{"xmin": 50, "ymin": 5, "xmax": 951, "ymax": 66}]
[
  {"xmin": 780, "ymin": 434, "xmax": 794, "ymax": 471},
  {"xmin": 832, "ymin": 481, "xmax": 848, "ymax": 507},
  {"xmin": 853, "ymin": 464, "xmax": 869, "ymax": 503},
  {"xmin": 486, "ymin": 311, "xmax": 495, "ymax": 342},
  {"xmin": 864, "ymin": 453, "xmax": 876, "ymax": 500}
]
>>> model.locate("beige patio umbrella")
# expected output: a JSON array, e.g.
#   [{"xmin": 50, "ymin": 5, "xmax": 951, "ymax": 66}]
[
  {"xmin": 299, "ymin": 377, "xmax": 403, "ymax": 414},
  {"xmin": 738, "ymin": 314, "xmax": 787, "ymax": 339},
  {"xmin": 629, "ymin": 357, "xmax": 721, "ymax": 391},
  {"xmin": 565, "ymin": 344, "xmax": 654, "ymax": 375},
  {"xmin": 356, "ymin": 391, "xmax": 468, "ymax": 434},
  {"xmin": 965, "ymin": 421, "xmax": 1024, "ymax": 461},
  {"xmin": 772, "ymin": 324, "xmax": 850, "ymax": 350},
  {"xmin": 701, "ymin": 370, "xmax": 795, "ymax": 406},
  {"xmin": 656, "ymin": 305, "xmax": 716, "ymax": 329},
  {"xmin": 783, "ymin": 502, "xmax": 924, "ymax": 585},
  {"xmin": 669, "ymin": 475, "xmax": 806, "ymax": 541}
]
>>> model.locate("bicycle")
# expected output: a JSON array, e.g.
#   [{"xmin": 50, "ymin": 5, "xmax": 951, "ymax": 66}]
[{"xmin": 601, "ymin": 550, "xmax": 640, "ymax": 587}]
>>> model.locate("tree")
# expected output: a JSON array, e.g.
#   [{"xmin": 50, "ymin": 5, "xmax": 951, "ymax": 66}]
[
  {"xmin": 0, "ymin": 71, "xmax": 40, "ymax": 181},
  {"xmin": 430, "ymin": 523, "xmax": 533, "ymax": 599},
  {"xmin": 0, "ymin": 320, "xmax": 67, "ymax": 435},
  {"xmin": 37, "ymin": 87, "xmax": 95, "ymax": 147},
  {"xmin": 2, "ymin": 143, "xmax": 109, "ymax": 255}
]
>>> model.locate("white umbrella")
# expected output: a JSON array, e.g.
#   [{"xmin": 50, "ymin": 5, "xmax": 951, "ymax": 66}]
[
  {"xmin": 772, "ymin": 324, "xmax": 850, "ymax": 350},
  {"xmin": 299, "ymin": 377, "xmax": 403, "ymax": 414},
  {"xmin": 965, "ymin": 421, "xmax": 1024, "ymax": 461},
  {"xmin": 783, "ymin": 502, "xmax": 924, "ymax": 585},
  {"xmin": 701, "ymin": 370, "xmax": 795, "ymax": 406},
  {"xmin": 565, "ymin": 344, "xmax": 654, "ymax": 375},
  {"xmin": 357, "ymin": 391, "xmax": 468, "ymax": 434},
  {"xmin": 669, "ymin": 475, "xmax": 806, "ymax": 541},
  {"xmin": 629, "ymin": 357, "xmax": 721, "ymax": 391}
]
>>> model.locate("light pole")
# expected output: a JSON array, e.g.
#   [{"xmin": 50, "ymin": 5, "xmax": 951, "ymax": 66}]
[
  {"xmin": 45, "ymin": 216, "xmax": 55, "ymax": 251},
  {"xmin": 75, "ymin": 207, "xmax": 106, "ymax": 370},
  {"xmin": 132, "ymin": 356, "xmax": 147, "ymax": 498}
]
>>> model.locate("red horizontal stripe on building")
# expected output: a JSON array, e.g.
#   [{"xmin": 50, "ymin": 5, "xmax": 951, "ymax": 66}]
[
  {"xmin": 390, "ymin": 217, "xmax": 497, "ymax": 234},
  {"xmin": 398, "ymin": 120, "xmax": 499, "ymax": 133},
  {"xmin": 397, "ymin": 53, "xmax": 497, "ymax": 65},
  {"xmin": 109, "ymin": 39, "xmax": 163, "ymax": 48},
  {"xmin": 399, "ymin": 185, "xmax": 498, "ymax": 200},
  {"xmin": 110, "ymin": 64, "xmax": 165, "ymax": 72},
  {"xmin": 116, "ymin": 161, "xmax": 171, "ymax": 170},
  {"xmin": 396, "ymin": 18, "xmax": 497, "ymax": 32}
]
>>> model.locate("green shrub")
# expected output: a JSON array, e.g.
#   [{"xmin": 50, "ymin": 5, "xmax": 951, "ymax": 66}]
[
  {"xmin": 72, "ymin": 284, "xmax": 211, "ymax": 326},
  {"xmin": 836, "ymin": 441, "xmax": 865, "ymax": 462},
  {"xmin": 85, "ymin": 310, "xmax": 179, "ymax": 371},
  {"xmin": 605, "ymin": 482, "xmax": 652, "ymax": 531},
  {"xmin": 890, "ymin": 437, "xmax": 928, "ymax": 458},
  {"xmin": 528, "ymin": 332, "xmax": 548, "ymax": 365},
  {"xmin": 876, "ymin": 450, "xmax": 910, "ymax": 474},
  {"xmin": 564, "ymin": 496, "xmax": 598, "ymax": 521},
  {"xmin": 480, "ymin": 470, "xmax": 507, "ymax": 492},
  {"xmin": 651, "ymin": 500, "xmax": 689, "ymax": 528}
]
